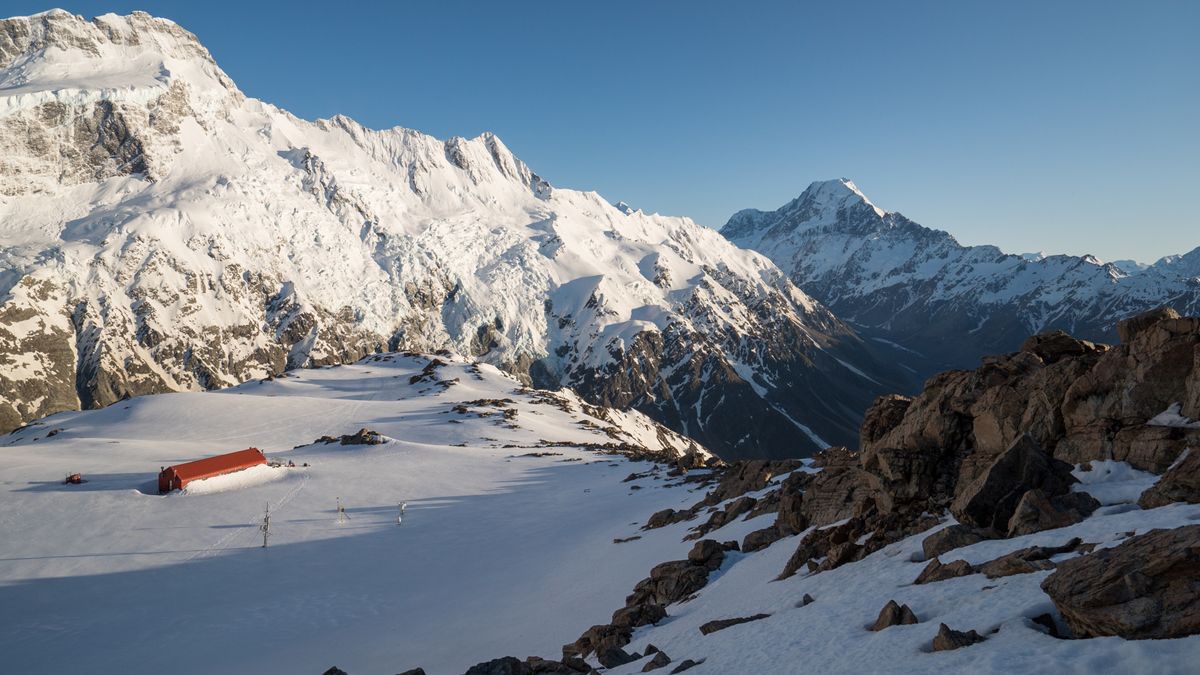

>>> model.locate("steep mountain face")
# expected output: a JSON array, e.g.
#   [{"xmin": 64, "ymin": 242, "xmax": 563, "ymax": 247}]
[
  {"xmin": 0, "ymin": 11, "xmax": 906, "ymax": 458},
  {"xmin": 723, "ymin": 179, "xmax": 1200, "ymax": 375}
]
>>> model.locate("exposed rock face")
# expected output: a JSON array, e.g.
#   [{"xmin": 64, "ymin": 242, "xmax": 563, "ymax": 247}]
[
  {"xmin": 1041, "ymin": 526, "xmax": 1200, "ymax": 639},
  {"xmin": 799, "ymin": 466, "xmax": 875, "ymax": 527},
  {"xmin": 1138, "ymin": 449, "xmax": 1200, "ymax": 509},
  {"xmin": 722, "ymin": 179, "xmax": 1200, "ymax": 381},
  {"xmin": 950, "ymin": 435, "xmax": 1077, "ymax": 532}
]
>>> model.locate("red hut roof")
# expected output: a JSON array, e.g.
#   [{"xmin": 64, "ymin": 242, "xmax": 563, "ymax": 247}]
[{"xmin": 159, "ymin": 448, "xmax": 266, "ymax": 493}]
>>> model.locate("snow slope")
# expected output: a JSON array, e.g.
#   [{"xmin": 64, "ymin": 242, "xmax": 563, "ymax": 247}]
[
  {"xmin": 0, "ymin": 352, "xmax": 711, "ymax": 674},
  {"xmin": 723, "ymin": 179, "xmax": 1200, "ymax": 373},
  {"xmin": 4, "ymin": 353, "xmax": 1198, "ymax": 674},
  {"xmin": 0, "ymin": 10, "xmax": 907, "ymax": 458}
]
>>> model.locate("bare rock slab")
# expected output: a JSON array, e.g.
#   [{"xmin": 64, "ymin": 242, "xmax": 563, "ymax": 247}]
[{"xmin": 1041, "ymin": 525, "xmax": 1200, "ymax": 639}]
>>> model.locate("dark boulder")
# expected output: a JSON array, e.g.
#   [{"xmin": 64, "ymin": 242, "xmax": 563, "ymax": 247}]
[
  {"xmin": 977, "ymin": 538, "xmax": 1081, "ymax": 579},
  {"xmin": 931, "ymin": 623, "xmax": 987, "ymax": 651},
  {"xmin": 463, "ymin": 657, "xmax": 530, "ymax": 675},
  {"xmin": 921, "ymin": 525, "xmax": 989, "ymax": 561},
  {"xmin": 870, "ymin": 600, "xmax": 919, "ymax": 631},
  {"xmin": 644, "ymin": 508, "xmax": 693, "ymax": 530},
  {"xmin": 611, "ymin": 602, "xmax": 666, "ymax": 629},
  {"xmin": 1139, "ymin": 448, "xmax": 1200, "ymax": 509},
  {"xmin": 741, "ymin": 525, "xmax": 783, "ymax": 552},
  {"xmin": 1006, "ymin": 489, "xmax": 1099, "ymax": 537},
  {"xmin": 950, "ymin": 434, "xmax": 1075, "ymax": 531},
  {"xmin": 686, "ymin": 539, "xmax": 727, "ymax": 571},
  {"xmin": 596, "ymin": 647, "xmax": 637, "ymax": 669},
  {"xmin": 914, "ymin": 558, "xmax": 974, "ymax": 585},
  {"xmin": 1041, "ymin": 525, "xmax": 1200, "ymax": 639},
  {"xmin": 641, "ymin": 651, "xmax": 672, "ymax": 672}
]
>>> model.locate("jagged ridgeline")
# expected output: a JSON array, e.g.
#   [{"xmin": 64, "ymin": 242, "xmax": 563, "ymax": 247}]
[{"xmin": 0, "ymin": 11, "xmax": 909, "ymax": 458}]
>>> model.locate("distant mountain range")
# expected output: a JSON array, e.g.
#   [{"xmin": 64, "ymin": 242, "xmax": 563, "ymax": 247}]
[{"xmin": 722, "ymin": 178, "xmax": 1200, "ymax": 375}]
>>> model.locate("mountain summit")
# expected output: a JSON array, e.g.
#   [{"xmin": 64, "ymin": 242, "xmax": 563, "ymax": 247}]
[
  {"xmin": 722, "ymin": 179, "xmax": 1200, "ymax": 373},
  {"xmin": 0, "ymin": 11, "xmax": 906, "ymax": 457}
]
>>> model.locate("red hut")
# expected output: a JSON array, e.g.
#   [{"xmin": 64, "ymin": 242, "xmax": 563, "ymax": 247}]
[{"xmin": 158, "ymin": 448, "xmax": 267, "ymax": 493}]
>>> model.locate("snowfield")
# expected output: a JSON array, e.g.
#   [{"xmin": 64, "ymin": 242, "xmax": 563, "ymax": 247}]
[
  {"xmin": 0, "ymin": 354, "xmax": 709, "ymax": 674},
  {"xmin": 4, "ymin": 355, "xmax": 1198, "ymax": 674}
]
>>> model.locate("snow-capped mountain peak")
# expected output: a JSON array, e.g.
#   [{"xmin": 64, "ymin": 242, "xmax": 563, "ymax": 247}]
[
  {"xmin": 0, "ymin": 11, "xmax": 908, "ymax": 459},
  {"xmin": 722, "ymin": 178, "xmax": 885, "ymax": 243},
  {"xmin": 722, "ymin": 179, "xmax": 1200, "ymax": 374}
]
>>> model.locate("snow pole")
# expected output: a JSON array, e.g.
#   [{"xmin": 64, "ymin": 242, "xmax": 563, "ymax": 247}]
[{"xmin": 261, "ymin": 502, "xmax": 271, "ymax": 548}]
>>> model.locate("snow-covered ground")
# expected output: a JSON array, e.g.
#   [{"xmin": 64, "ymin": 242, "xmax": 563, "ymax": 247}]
[
  {"xmin": 3, "ymin": 352, "xmax": 1198, "ymax": 674},
  {"xmin": 0, "ymin": 354, "xmax": 709, "ymax": 674}
]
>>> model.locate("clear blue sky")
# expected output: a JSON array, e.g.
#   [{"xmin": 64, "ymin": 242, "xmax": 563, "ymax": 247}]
[{"xmin": 11, "ymin": 1, "xmax": 1199, "ymax": 262}]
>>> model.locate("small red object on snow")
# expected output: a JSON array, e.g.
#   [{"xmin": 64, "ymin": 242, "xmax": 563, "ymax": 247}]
[{"xmin": 65, "ymin": 473, "xmax": 83, "ymax": 484}]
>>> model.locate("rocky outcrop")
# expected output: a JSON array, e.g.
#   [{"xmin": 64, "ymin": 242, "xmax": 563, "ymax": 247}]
[
  {"xmin": 1138, "ymin": 449, "xmax": 1200, "ymax": 509},
  {"xmin": 774, "ymin": 311, "xmax": 1200, "ymax": 586},
  {"xmin": 1041, "ymin": 526, "xmax": 1200, "ymax": 639}
]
